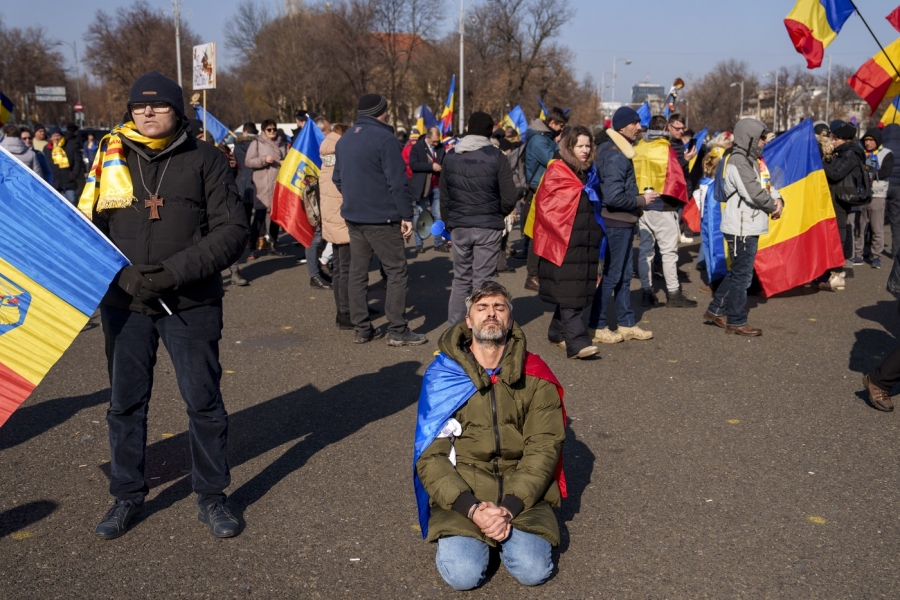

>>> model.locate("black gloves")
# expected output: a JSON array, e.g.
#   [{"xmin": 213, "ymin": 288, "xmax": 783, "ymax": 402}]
[{"xmin": 114, "ymin": 265, "xmax": 177, "ymax": 305}]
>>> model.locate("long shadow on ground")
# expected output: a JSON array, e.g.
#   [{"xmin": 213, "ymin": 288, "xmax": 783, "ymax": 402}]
[{"xmin": 0, "ymin": 390, "xmax": 109, "ymax": 452}]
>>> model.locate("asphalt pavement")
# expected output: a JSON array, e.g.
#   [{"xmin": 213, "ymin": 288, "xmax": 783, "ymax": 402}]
[{"xmin": 2, "ymin": 235, "xmax": 899, "ymax": 598}]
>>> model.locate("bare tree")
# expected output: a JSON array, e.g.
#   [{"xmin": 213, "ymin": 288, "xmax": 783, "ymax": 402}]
[
  {"xmin": 0, "ymin": 17, "xmax": 69, "ymax": 125},
  {"xmin": 223, "ymin": 0, "xmax": 273, "ymax": 62},
  {"xmin": 684, "ymin": 60, "xmax": 759, "ymax": 133}
]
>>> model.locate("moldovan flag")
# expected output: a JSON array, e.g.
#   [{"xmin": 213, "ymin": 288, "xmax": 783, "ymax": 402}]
[
  {"xmin": 271, "ymin": 121, "xmax": 325, "ymax": 248},
  {"xmin": 848, "ymin": 37, "xmax": 900, "ymax": 115},
  {"xmin": 0, "ymin": 146, "xmax": 128, "ymax": 427},
  {"xmin": 440, "ymin": 76, "xmax": 455, "ymax": 136},
  {"xmin": 755, "ymin": 118, "xmax": 844, "ymax": 297},
  {"xmin": 879, "ymin": 95, "xmax": 900, "ymax": 125},
  {"xmin": 632, "ymin": 138, "xmax": 688, "ymax": 202},
  {"xmin": 784, "ymin": 0, "xmax": 854, "ymax": 69}
]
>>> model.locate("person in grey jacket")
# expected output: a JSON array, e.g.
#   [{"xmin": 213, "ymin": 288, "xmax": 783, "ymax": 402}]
[
  {"xmin": 703, "ymin": 118, "xmax": 782, "ymax": 336},
  {"xmin": 1, "ymin": 125, "xmax": 43, "ymax": 178}
]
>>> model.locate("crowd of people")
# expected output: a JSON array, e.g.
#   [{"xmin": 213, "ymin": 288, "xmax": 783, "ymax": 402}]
[{"xmin": 5, "ymin": 68, "xmax": 900, "ymax": 592}]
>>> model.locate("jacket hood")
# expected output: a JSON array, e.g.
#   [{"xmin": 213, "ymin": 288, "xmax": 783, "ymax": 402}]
[
  {"xmin": 882, "ymin": 123, "xmax": 900, "ymax": 145},
  {"xmin": 862, "ymin": 128, "xmax": 883, "ymax": 147},
  {"xmin": 454, "ymin": 134, "xmax": 493, "ymax": 154},
  {"xmin": 0, "ymin": 136, "xmax": 27, "ymax": 155},
  {"xmin": 642, "ymin": 129, "xmax": 669, "ymax": 142},
  {"xmin": 320, "ymin": 130, "xmax": 341, "ymax": 156},
  {"xmin": 437, "ymin": 321, "xmax": 527, "ymax": 389},
  {"xmin": 733, "ymin": 118, "xmax": 767, "ymax": 160},
  {"xmin": 234, "ymin": 134, "xmax": 257, "ymax": 143},
  {"xmin": 526, "ymin": 118, "xmax": 551, "ymax": 135}
]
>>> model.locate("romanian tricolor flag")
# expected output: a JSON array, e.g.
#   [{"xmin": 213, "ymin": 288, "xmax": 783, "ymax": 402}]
[
  {"xmin": 271, "ymin": 121, "xmax": 325, "ymax": 248},
  {"xmin": 848, "ymin": 37, "xmax": 900, "ymax": 114},
  {"xmin": 632, "ymin": 137, "xmax": 688, "ymax": 202},
  {"xmin": 538, "ymin": 97, "xmax": 548, "ymax": 121},
  {"xmin": 0, "ymin": 146, "xmax": 128, "ymax": 427},
  {"xmin": 755, "ymin": 118, "xmax": 844, "ymax": 297},
  {"xmin": 784, "ymin": 0, "xmax": 854, "ymax": 69},
  {"xmin": 0, "ymin": 91, "xmax": 13, "ymax": 127},
  {"xmin": 880, "ymin": 96, "xmax": 900, "ymax": 126},
  {"xmin": 440, "ymin": 76, "xmax": 455, "ymax": 136}
]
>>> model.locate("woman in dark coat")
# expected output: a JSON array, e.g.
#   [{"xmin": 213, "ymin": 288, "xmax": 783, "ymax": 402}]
[{"xmin": 535, "ymin": 126, "xmax": 604, "ymax": 359}]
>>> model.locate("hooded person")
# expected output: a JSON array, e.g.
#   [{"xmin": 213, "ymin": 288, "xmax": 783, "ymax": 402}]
[
  {"xmin": 858, "ymin": 128, "xmax": 893, "ymax": 268},
  {"xmin": 78, "ymin": 70, "xmax": 249, "ymax": 541},
  {"xmin": 702, "ymin": 118, "xmax": 782, "ymax": 336}
]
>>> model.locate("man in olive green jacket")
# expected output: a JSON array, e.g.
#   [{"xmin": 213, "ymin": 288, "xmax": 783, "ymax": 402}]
[{"xmin": 414, "ymin": 281, "xmax": 565, "ymax": 590}]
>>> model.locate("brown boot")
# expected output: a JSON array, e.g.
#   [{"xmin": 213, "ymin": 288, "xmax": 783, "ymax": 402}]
[
  {"xmin": 863, "ymin": 374, "xmax": 894, "ymax": 412},
  {"xmin": 725, "ymin": 324, "xmax": 762, "ymax": 337},
  {"xmin": 703, "ymin": 311, "xmax": 727, "ymax": 329},
  {"xmin": 524, "ymin": 275, "xmax": 539, "ymax": 292}
]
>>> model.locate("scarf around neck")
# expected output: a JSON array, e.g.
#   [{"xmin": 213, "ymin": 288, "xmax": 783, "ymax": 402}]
[
  {"xmin": 77, "ymin": 121, "xmax": 173, "ymax": 219},
  {"xmin": 51, "ymin": 137, "xmax": 69, "ymax": 169}
]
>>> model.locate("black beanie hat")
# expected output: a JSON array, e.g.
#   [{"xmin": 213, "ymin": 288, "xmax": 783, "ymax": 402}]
[
  {"xmin": 129, "ymin": 71, "xmax": 185, "ymax": 117},
  {"xmin": 467, "ymin": 111, "xmax": 494, "ymax": 137},
  {"xmin": 831, "ymin": 120, "xmax": 856, "ymax": 140},
  {"xmin": 612, "ymin": 106, "xmax": 641, "ymax": 131},
  {"xmin": 358, "ymin": 94, "xmax": 387, "ymax": 118}
]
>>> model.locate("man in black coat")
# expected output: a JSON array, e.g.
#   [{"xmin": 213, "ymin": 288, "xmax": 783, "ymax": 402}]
[
  {"xmin": 87, "ymin": 71, "xmax": 249, "ymax": 540},
  {"xmin": 333, "ymin": 93, "xmax": 426, "ymax": 346},
  {"xmin": 440, "ymin": 112, "xmax": 518, "ymax": 325},
  {"xmin": 43, "ymin": 126, "xmax": 83, "ymax": 204},
  {"xmin": 409, "ymin": 126, "xmax": 448, "ymax": 252}
]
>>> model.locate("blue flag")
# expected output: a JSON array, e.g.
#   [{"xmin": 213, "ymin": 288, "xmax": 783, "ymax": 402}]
[
  {"xmin": 193, "ymin": 105, "xmax": 231, "ymax": 144},
  {"xmin": 700, "ymin": 177, "xmax": 728, "ymax": 282},
  {"xmin": 692, "ymin": 127, "xmax": 708, "ymax": 153},
  {"xmin": 637, "ymin": 101, "xmax": 651, "ymax": 128},
  {"xmin": 501, "ymin": 105, "xmax": 528, "ymax": 140}
]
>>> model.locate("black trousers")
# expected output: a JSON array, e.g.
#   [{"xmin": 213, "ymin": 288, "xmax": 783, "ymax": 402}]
[
  {"xmin": 332, "ymin": 243, "xmax": 351, "ymax": 314},
  {"xmin": 870, "ymin": 346, "xmax": 900, "ymax": 391},
  {"xmin": 347, "ymin": 221, "xmax": 409, "ymax": 335},
  {"xmin": 548, "ymin": 305, "xmax": 590, "ymax": 358},
  {"xmin": 886, "ymin": 184, "xmax": 900, "ymax": 255}
]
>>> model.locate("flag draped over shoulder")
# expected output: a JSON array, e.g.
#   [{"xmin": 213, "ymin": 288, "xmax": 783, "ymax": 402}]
[
  {"xmin": 0, "ymin": 146, "xmax": 128, "ymax": 427},
  {"xmin": 848, "ymin": 37, "xmax": 900, "ymax": 115},
  {"xmin": 413, "ymin": 351, "xmax": 567, "ymax": 539},
  {"xmin": 700, "ymin": 178, "xmax": 729, "ymax": 282},
  {"xmin": 784, "ymin": 0, "xmax": 854, "ymax": 69},
  {"xmin": 0, "ymin": 92, "xmax": 13, "ymax": 127},
  {"xmin": 192, "ymin": 105, "xmax": 230, "ymax": 144},
  {"xmin": 272, "ymin": 121, "xmax": 325, "ymax": 248},
  {"xmin": 528, "ymin": 160, "xmax": 589, "ymax": 267},
  {"xmin": 500, "ymin": 105, "xmax": 528, "ymax": 139},
  {"xmin": 633, "ymin": 138, "xmax": 688, "ymax": 202},
  {"xmin": 756, "ymin": 118, "xmax": 844, "ymax": 297},
  {"xmin": 440, "ymin": 76, "xmax": 455, "ymax": 136}
]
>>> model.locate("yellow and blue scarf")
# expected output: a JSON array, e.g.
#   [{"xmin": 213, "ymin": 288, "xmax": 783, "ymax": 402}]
[
  {"xmin": 50, "ymin": 137, "xmax": 69, "ymax": 169},
  {"xmin": 77, "ymin": 121, "xmax": 172, "ymax": 219}
]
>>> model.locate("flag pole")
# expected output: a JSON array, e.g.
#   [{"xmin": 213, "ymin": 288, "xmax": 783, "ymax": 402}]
[{"xmin": 849, "ymin": 1, "xmax": 900, "ymax": 79}]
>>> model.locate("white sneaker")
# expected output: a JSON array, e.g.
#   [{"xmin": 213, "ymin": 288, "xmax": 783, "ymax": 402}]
[
  {"xmin": 569, "ymin": 345, "xmax": 600, "ymax": 359},
  {"xmin": 618, "ymin": 325, "xmax": 654, "ymax": 341},
  {"xmin": 591, "ymin": 327, "xmax": 624, "ymax": 344},
  {"xmin": 818, "ymin": 272, "xmax": 845, "ymax": 291},
  {"xmin": 680, "ymin": 233, "xmax": 694, "ymax": 244}
]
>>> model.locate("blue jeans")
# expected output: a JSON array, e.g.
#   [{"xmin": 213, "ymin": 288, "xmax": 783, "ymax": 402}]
[
  {"xmin": 306, "ymin": 225, "xmax": 323, "ymax": 277},
  {"xmin": 100, "ymin": 303, "xmax": 230, "ymax": 506},
  {"xmin": 435, "ymin": 529, "xmax": 553, "ymax": 590},
  {"xmin": 590, "ymin": 225, "xmax": 636, "ymax": 329},
  {"xmin": 62, "ymin": 189, "xmax": 76, "ymax": 205},
  {"xmin": 414, "ymin": 188, "xmax": 444, "ymax": 247},
  {"xmin": 706, "ymin": 234, "xmax": 758, "ymax": 326}
]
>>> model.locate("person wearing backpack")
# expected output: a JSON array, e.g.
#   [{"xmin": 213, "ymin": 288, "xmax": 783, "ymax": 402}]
[
  {"xmin": 820, "ymin": 120, "xmax": 869, "ymax": 291},
  {"xmin": 702, "ymin": 118, "xmax": 782, "ymax": 336}
]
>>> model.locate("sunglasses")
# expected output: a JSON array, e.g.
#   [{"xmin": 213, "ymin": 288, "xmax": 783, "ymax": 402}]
[
  {"xmin": 20, "ymin": 136, "xmax": 31, "ymax": 141},
  {"xmin": 265, "ymin": 128, "xmax": 277, "ymax": 132},
  {"xmin": 130, "ymin": 101, "xmax": 172, "ymax": 114}
]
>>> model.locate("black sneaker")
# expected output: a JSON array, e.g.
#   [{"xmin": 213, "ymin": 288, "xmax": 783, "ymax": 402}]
[
  {"xmin": 641, "ymin": 289, "xmax": 658, "ymax": 307},
  {"xmin": 198, "ymin": 500, "xmax": 239, "ymax": 538},
  {"xmin": 434, "ymin": 244, "xmax": 451, "ymax": 253},
  {"xmin": 354, "ymin": 329, "xmax": 376, "ymax": 344},
  {"xmin": 95, "ymin": 498, "xmax": 143, "ymax": 540},
  {"xmin": 387, "ymin": 329, "xmax": 428, "ymax": 346},
  {"xmin": 310, "ymin": 276, "xmax": 333, "ymax": 290},
  {"xmin": 666, "ymin": 289, "xmax": 698, "ymax": 308},
  {"xmin": 336, "ymin": 312, "xmax": 353, "ymax": 330}
]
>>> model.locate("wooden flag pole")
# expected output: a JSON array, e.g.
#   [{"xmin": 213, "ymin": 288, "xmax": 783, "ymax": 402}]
[{"xmin": 202, "ymin": 89, "xmax": 207, "ymax": 142}]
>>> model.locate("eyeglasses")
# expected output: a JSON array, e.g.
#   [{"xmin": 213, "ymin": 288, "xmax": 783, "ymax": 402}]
[
  {"xmin": 264, "ymin": 128, "xmax": 277, "ymax": 132},
  {"xmin": 669, "ymin": 125, "xmax": 685, "ymax": 132},
  {"xmin": 130, "ymin": 102, "xmax": 172, "ymax": 114},
  {"xmin": 20, "ymin": 136, "xmax": 31, "ymax": 141}
]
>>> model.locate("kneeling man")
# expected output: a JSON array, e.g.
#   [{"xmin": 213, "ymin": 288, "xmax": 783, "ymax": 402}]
[{"xmin": 414, "ymin": 281, "xmax": 566, "ymax": 590}]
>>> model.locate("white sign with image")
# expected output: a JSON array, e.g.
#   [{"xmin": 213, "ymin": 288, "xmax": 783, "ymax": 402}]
[{"xmin": 192, "ymin": 43, "xmax": 216, "ymax": 90}]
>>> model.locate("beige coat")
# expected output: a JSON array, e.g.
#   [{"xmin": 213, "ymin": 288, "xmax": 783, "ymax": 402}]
[
  {"xmin": 244, "ymin": 135, "xmax": 287, "ymax": 209},
  {"xmin": 319, "ymin": 131, "xmax": 349, "ymax": 244}
]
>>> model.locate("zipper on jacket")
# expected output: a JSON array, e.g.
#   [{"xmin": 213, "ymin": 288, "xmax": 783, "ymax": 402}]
[{"xmin": 489, "ymin": 385, "xmax": 503, "ymax": 504}]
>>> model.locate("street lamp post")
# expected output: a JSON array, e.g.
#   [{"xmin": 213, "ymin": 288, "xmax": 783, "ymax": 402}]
[
  {"xmin": 172, "ymin": 0, "xmax": 183, "ymax": 87},
  {"xmin": 763, "ymin": 72, "xmax": 779, "ymax": 131},
  {"xmin": 60, "ymin": 40, "xmax": 82, "ymax": 126},
  {"xmin": 449, "ymin": 0, "xmax": 474, "ymax": 134},
  {"xmin": 730, "ymin": 80, "xmax": 745, "ymax": 119},
  {"xmin": 611, "ymin": 55, "xmax": 632, "ymax": 106}
]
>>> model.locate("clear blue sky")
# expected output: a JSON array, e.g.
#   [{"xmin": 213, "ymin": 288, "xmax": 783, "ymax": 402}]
[{"xmin": 5, "ymin": 0, "xmax": 900, "ymax": 103}]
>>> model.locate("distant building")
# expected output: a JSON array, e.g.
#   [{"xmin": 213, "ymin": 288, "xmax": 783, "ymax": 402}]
[{"xmin": 632, "ymin": 83, "xmax": 665, "ymax": 104}]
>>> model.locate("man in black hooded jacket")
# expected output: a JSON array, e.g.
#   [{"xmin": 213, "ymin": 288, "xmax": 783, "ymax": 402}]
[{"xmin": 81, "ymin": 71, "xmax": 248, "ymax": 541}]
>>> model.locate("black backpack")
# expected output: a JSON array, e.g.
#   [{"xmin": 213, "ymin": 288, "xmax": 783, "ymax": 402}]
[{"xmin": 833, "ymin": 161, "xmax": 872, "ymax": 206}]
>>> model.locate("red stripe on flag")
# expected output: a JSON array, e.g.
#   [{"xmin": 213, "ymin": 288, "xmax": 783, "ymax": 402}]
[
  {"xmin": 0, "ymin": 361, "xmax": 36, "ymax": 427},
  {"xmin": 888, "ymin": 6, "xmax": 900, "ymax": 33},
  {"xmin": 754, "ymin": 218, "xmax": 845, "ymax": 298},
  {"xmin": 271, "ymin": 182, "xmax": 315, "ymax": 248},
  {"xmin": 784, "ymin": 19, "xmax": 825, "ymax": 69},
  {"xmin": 662, "ymin": 146, "xmax": 688, "ymax": 201},
  {"xmin": 681, "ymin": 197, "xmax": 700, "ymax": 234},
  {"xmin": 848, "ymin": 60, "xmax": 895, "ymax": 115}
]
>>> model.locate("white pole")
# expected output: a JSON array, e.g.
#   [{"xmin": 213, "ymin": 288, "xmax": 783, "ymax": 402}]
[
  {"xmin": 172, "ymin": 0, "xmax": 183, "ymax": 87},
  {"xmin": 611, "ymin": 54, "xmax": 617, "ymax": 106},
  {"xmin": 773, "ymin": 74, "xmax": 778, "ymax": 132},
  {"xmin": 740, "ymin": 81, "xmax": 744, "ymax": 118},
  {"xmin": 825, "ymin": 54, "xmax": 832, "ymax": 122},
  {"xmin": 459, "ymin": 0, "xmax": 464, "ymax": 134}
]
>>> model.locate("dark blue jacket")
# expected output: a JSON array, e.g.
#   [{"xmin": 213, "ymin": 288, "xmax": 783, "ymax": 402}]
[
  {"xmin": 409, "ymin": 135, "xmax": 445, "ymax": 199},
  {"xmin": 596, "ymin": 139, "xmax": 645, "ymax": 226},
  {"xmin": 439, "ymin": 138, "xmax": 518, "ymax": 230},
  {"xmin": 333, "ymin": 115, "xmax": 415, "ymax": 223},
  {"xmin": 882, "ymin": 124, "xmax": 900, "ymax": 185},
  {"xmin": 524, "ymin": 119, "xmax": 557, "ymax": 189}
]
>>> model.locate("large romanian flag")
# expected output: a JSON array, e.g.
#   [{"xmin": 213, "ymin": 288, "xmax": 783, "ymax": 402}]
[
  {"xmin": 784, "ymin": 0, "xmax": 854, "ymax": 69},
  {"xmin": 848, "ymin": 37, "xmax": 900, "ymax": 115},
  {"xmin": 271, "ymin": 121, "xmax": 325, "ymax": 248},
  {"xmin": 632, "ymin": 137, "xmax": 688, "ymax": 202},
  {"xmin": 440, "ymin": 76, "xmax": 455, "ymax": 136},
  {"xmin": 756, "ymin": 118, "xmax": 844, "ymax": 297},
  {"xmin": 0, "ymin": 146, "xmax": 128, "ymax": 427}
]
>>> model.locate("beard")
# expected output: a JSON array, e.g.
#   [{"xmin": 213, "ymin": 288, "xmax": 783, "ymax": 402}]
[{"xmin": 473, "ymin": 319, "xmax": 508, "ymax": 344}]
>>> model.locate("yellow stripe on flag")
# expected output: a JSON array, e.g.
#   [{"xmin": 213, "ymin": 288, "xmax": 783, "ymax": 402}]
[
  {"xmin": 275, "ymin": 149, "xmax": 321, "ymax": 197},
  {"xmin": 786, "ymin": 1, "xmax": 839, "ymax": 46},
  {"xmin": 759, "ymin": 170, "xmax": 833, "ymax": 250},
  {"xmin": 0, "ymin": 256, "xmax": 89, "ymax": 386},
  {"xmin": 633, "ymin": 139, "xmax": 670, "ymax": 192}
]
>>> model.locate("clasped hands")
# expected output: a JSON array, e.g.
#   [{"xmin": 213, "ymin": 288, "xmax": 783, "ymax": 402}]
[{"xmin": 471, "ymin": 502, "xmax": 513, "ymax": 542}]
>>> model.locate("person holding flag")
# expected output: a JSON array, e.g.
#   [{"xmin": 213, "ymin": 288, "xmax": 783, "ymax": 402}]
[
  {"xmin": 245, "ymin": 119, "xmax": 290, "ymax": 259},
  {"xmin": 333, "ymin": 93, "xmax": 426, "ymax": 346},
  {"xmin": 78, "ymin": 71, "xmax": 248, "ymax": 539},
  {"xmin": 414, "ymin": 281, "xmax": 565, "ymax": 590}
]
